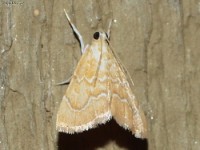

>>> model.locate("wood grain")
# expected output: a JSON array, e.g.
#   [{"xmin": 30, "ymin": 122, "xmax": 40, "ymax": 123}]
[{"xmin": 0, "ymin": 0, "xmax": 199, "ymax": 150}]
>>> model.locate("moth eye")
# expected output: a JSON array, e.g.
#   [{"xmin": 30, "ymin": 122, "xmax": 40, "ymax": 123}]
[{"xmin": 93, "ymin": 32, "xmax": 100, "ymax": 40}]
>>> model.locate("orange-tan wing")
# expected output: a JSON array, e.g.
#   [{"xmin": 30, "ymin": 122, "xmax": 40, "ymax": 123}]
[
  {"xmin": 108, "ymin": 48, "xmax": 147, "ymax": 138},
  {"xmin": 56, "ymin": 40, "xmax": 112, "ymax": 133}
]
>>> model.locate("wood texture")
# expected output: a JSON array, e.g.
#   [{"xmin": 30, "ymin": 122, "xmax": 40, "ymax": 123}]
[{"xmin": 0, "ymin": 0, "xmax": 199, "ymax": 150}]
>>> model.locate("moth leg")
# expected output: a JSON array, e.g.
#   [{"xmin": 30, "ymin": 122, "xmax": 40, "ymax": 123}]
[
  {"xmin": 55, "ymin": 76, "xmax": 72, "ymax": 85},
  {"xmin": 64, "ymin": 9, "xmax": 85, "ymax": 54}
]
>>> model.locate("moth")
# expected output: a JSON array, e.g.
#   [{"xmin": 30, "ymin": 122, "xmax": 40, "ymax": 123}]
[{"xmin": 56, "ymin": 10, "xmax": 147, "ymax": 139}]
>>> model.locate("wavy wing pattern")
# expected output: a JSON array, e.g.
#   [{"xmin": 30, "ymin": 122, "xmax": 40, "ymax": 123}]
[{"xmin": 56, "ymin": 33, "xmax": 147, "ymax": 138}]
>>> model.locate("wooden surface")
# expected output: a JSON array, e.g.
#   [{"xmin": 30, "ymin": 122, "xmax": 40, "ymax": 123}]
[{"xmin": 0, "ymin": 0, "xmax": 200, "ymax": 150}]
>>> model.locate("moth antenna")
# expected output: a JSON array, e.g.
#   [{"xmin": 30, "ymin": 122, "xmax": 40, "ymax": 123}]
[
  {"xmin": 64, "ymin": 9, "xmax": 85, "ymax": 54},
  {"xmin": 109, "ymin": 44, "xmax": 135, "ymax": 88},
  {"xmin": 106, "ymin": 19, "xmax": 113, "ymax": 39}
]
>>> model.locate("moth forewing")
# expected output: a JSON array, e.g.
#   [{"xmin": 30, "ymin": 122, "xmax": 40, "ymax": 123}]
[
  {"xmin": 56, "ymin": 33, "xmax": 112, "ymax": 133},
  {"xmin": 107, "ymin": 44, "xmax": 147, "ymax": 138}
]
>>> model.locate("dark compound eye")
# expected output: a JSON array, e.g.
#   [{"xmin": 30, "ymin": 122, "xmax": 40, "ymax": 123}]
[{"xmin": 93, "ymin": 32, "xmax": 100, "ymax": 40}]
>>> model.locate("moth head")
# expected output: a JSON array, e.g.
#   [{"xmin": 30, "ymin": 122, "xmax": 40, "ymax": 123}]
[{"xmin": 93, "ymin": 32, "xmax": 109, "ymax": 41}]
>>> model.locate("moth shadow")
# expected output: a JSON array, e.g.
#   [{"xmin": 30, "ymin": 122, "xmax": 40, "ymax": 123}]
[{"xmin": 57, "ymin": 119, "xmax": 148, "ymax": 150}]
